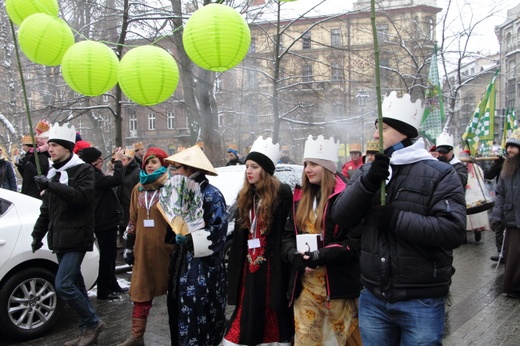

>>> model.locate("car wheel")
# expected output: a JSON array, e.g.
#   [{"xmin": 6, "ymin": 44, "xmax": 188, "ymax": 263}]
[{"xmin": 0, "ymin": 267, "xmax": 62, "ymax": 340}]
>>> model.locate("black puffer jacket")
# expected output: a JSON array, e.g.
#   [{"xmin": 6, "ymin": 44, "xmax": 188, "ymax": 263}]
[
  {"xmin": 283, "ymin": 175, "xmax": 361, "ymax": 306},
  {"xmin": 32, "ymin": 160, "xmax": 95, "ymax": 253},
  {"xmin": 332, "ymin": 142, "xmax": 466, "ymax": 303}
]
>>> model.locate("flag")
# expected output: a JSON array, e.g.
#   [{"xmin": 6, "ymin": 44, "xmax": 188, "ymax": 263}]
[
  {"xmin": 462, "ymin": 70, "xmax": 498, "ymax": 156},
  {"xmin": 420, "ymin": 44, "xmax": 444, "ymax": 143},
  {"xmin": 501, "ymin": 107, "xmax": 517, "ymax": 149}
]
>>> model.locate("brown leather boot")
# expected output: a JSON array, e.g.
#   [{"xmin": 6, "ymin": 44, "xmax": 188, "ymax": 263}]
[
  {"xmin": 116, "ymin": 318, "xmax": 146, "ymax": 346},
  {"xmin": 63, "ymin": 333, "xmax": 83, "ymax": 346},
  {"xmin": 78, "ymin": 319, "xmax": 105, "ymax": 346}
]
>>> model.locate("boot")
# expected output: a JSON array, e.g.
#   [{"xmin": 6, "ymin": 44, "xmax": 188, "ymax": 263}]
[
  {"xmin": 116, "ymin": 317, "xmax": 146, "ymax": 346},
  {"xmin": 78, "ymin": 319, "xmax": 105, "ymax": 346},
  {"xmin": 64, "ymin": 333, "xmax": 82, "ymax": 346}
]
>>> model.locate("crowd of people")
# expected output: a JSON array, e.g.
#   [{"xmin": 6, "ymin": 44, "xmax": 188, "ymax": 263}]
[{"xmin": 1, "ymin": 90, "xmax": 519, "ymax": 345}]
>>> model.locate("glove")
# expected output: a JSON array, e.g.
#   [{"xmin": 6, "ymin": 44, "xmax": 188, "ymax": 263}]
[
  {"xmin": 437, "ymin": 156, "xmax": 448, "ymax": 163},
  {"xmin": 373, "ymin": 205, "xmax": 399, "ymax": 233},
  {"xmin": 292, "ymin": 253, "xmax": 307, "ymax": 275},
  {"xmin": 363, "ymin": 153, "xmax": 390, "ymax": 191},
  {"xmin": 34, "ymin": 175, "xmax": 50, "ymax": 191},
  {"xmin": 490, "ymin": 220, "xmax": 502, "ymax": 232},
  {"xmin": 31, "ymin": 239, "xmax": 43, "ymax": 253},
  {"xmin": 123, "ymin": 249, "xmax": 134, "ymax": 265},
  {"xmin": 304, "ymin": 250, "xmax": 324, "ymax": 268}
]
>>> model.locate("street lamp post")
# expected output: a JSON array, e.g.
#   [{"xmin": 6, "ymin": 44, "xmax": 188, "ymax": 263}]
[{"xmin": 356, "ymin": 90, "xmax": 370, "ymax": 148}]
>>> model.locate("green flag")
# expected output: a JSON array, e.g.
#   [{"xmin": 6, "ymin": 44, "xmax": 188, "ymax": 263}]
[
  {"xmin": 502, "ymin": 107, "xmax": 517, "ymax": 149},
  {"xmin": 420, "ymin": 44, "xmax": 444, "ymax": 143},
  {"xmin": 462, "ymin": 70, "xmax": 498, "ymax": 155}
]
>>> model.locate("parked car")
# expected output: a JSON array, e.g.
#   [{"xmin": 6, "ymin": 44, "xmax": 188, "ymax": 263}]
[
  {"xmin": 0, "ymin": 189, "xmax": 100, "ymax": 341},
  {"xmin": 207, "ymin": 164, "xmax": 303, "ymax": 265}
]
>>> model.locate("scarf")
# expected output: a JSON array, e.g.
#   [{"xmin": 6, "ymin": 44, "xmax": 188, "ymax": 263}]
[
  {"xmin": 47, "ymin": 154, "xmax": 85, "ymax": 185},
  {"xmin": 139, "ymin": 166, "xmax": 168, "ymax": 191}
]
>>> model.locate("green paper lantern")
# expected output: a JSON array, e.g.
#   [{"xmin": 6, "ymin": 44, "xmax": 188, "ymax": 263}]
[
  {"xmin": 61, "ymin": 41, "xmax": 119, "ymax": 97},
  {"xmin": 118, "ymin": 46, "xmax": 180, "ymax": 106},
  {"xmin": 18, "ymin": 13, "xmax": 74, "ymax": 66},
  {"xmin": 5, "ymin": 0, "xmax": 59, "ymax": 26},
  {"xmin": 183, "ymin": 4, "xmax": 251, "ymax": 72}
]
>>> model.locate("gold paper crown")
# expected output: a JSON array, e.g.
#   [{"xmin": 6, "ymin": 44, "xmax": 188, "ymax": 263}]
[
  {"xmin": 382, "ymin": 91, "xmax": 423, "ymax": 133},
  {"xmin": 349, "ymin": 143, "xmax": 362, "ymax": 152},
  {"xmin": 281, "ymin": 145, "xmax": 290, "ymax": 151},
  {"xmin": 21, "ymin": 135, "xmax": 33, "ymax": 145},
  {"xmin": 49, "ymin": 123, "xmax": 76, "ymax": 143},
  {"xmin": 133, "ymin": 141, "xmax": 144, "ymax": 150},
  {"xmin": 365, "ymin": 140, "xmax": 378, "ymax": 152},
  {"xmin": 249, "ymin": 136, "xmax": 280, "ymax": 167},
  {"xmin": 124, "ymin": 148, "xmax": 135, "ymax": 158},
  {"xmin": 227, "ymin": 143, "xmax": 238, "ymax": 150},
  {"xmin": 303, "ymin": 135, "xmax": 340, "ymax": 163},
  {"xmin": 35, "ymin": 120, "xmax": 50, "ymax": 134}
]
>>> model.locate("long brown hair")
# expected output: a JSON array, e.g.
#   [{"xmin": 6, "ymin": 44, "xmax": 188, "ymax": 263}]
[
  {"xmin": 236, "ymin": 169, "xmax": 280, "ymax": 231},
  {"xmin": 295, "ymin": 164, "xmax": 336, "ymax": 232}
]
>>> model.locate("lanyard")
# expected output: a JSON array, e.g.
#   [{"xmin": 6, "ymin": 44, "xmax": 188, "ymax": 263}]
[
  {"xmin": 144, "ymin": 190, "xmax": 158, "ymax": 219},
  {"xmin": 249, "ymin": 196, "xmax": 261, "ymax": 254}
]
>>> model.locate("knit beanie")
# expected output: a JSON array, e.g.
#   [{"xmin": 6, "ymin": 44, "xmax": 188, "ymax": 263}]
[
  {"xmin": 80, "ymin": 147, "xmax": 102, "ymax": 164},
  {"xmin": 48, "ymin": 139, "xmax": 75, "ymax": 152},
  {"xmin": 143, "ymin": 147, "xmax": 168, "ymax": 167},
  {"xmin": 246, "ymin": 151, "xmax": 276, "ymax": 175}
]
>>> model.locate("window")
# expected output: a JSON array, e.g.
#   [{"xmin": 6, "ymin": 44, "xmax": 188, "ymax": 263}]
[
  {"xmin": 218, "ymin": 113, "xmax": 224, "ymax": 128},
  {"xmin": 302, "ymin": 64, "xmax": 313, "ymax": 83},
  {"xmin": 331, "ymin": 63, "xmax": 343, "ymax": 81},
  {"xmin": 331, "ymin": 29, "xmax": 341, "ymax": 47},
  {"xmin": 302, "ymin": 31, "xmax": 311, "ymax": 49},
  {"xmin": 214, "ymin": 77, "xmax": 222, "ymax": 93},
  {"xmin": 129, "ymin": 114, "xmax": 137, "ymax": 132},
  {"xmin": 377, "ymin": 24, "xmax": 389, "ymax": 42},
  {"xmin": 167, "ymin": 112, "xmax": 175, "ymax": 129},
  {"xmin": 247, "ymin": 69, "xmax": 257, "ymax": 89},
  {"xmin": 380, "ymin": 59, "xmax": 389, "ymax": 80},
  {"xmin": 508, "ymin": 59, "xmax": 516, "ymax": 79},
  {"xmin": 249, "ymin": 37, "xmax": 256, "ymax": 53},
  {"xmin": 426, "ymin": 17, "xmax": 434, "ymax": 40},
  {"xmin": 332, "ymin": 103, "xmax": 344, "ymax": 117},
  {"xmin": 148, "ymin": 113, "xmax": 156, "ymax": 130},
  {"xmin": 102, "ymin": 94, "xmax": 109, "ymax": 103}
]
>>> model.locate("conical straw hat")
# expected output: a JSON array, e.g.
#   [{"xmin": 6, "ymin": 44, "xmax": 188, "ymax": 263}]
[{"xmin": 165, "ymin": 145, "xmax": 217, "ymax": 176}]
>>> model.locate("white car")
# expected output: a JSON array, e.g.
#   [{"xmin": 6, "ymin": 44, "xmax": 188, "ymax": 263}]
[{"xmin": 0, "ymin": 189, "xmax": 99, "ymax": 341}]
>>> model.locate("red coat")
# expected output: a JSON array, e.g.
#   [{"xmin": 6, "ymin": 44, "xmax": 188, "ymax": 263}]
[{"xmin": 341, "ymin": 157, "xmax": 363, "ymax": 180}]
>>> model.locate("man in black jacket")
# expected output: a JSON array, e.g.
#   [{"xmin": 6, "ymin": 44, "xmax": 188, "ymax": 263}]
[
  {"xmin": 331, "ymin": 92, "xmax": 466, "ymax": 345},
  {"xmin": 31, "ymin": 123, "xmax": 105, "ymax": 346}
]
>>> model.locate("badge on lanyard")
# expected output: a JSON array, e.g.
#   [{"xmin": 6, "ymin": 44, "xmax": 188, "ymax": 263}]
[
  {"xmin": 248, "ymin": 238, "xmax": 261, "ymax": 249},
  {"xmin": 143, "ymin": 219, "xmax": 155, "ymax": 227}
]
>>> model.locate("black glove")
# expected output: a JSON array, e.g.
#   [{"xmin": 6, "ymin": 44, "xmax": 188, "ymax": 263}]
[
  {"xmin": 304, "ymin": 250, "xmax": 324, "ymax": 268},
  {"xmin": 373, "ymin": 205, "xmax": 399, "ymax": 233},
  {"xmin": 490, "ymin": 220, "xmax": 502, "ymax": 232},
  {"xmin": 123, "ymin": 249, "xmax": 134, "ymax": 265},
  {"xmin": 31, "ymin": 238, "xmax": 43, "ymax": 253},
  {"xmin": 363, "ymin": 153, "xmax": 390, "ymax": 191},
  {"xmin": 292, "ymin": 253, "xmax": 307, "ymax": 275},
  {"xmin": 34, "ymin": 175, "xmax": 50, "ymax": 190},
  {"xmin": 437, "ymin": 156, "xmax": 448, "ymax": 163}
]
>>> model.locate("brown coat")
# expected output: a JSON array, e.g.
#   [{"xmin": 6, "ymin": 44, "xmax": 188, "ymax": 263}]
[{"xmin": 128, "ymin": 180, "xmax": 174, "ymax": 302}]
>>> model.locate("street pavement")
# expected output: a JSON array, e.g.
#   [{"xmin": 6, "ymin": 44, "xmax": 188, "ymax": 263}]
[{"xmin": 1, "ymin": 230, "xmax": 519, "ymax": 345}]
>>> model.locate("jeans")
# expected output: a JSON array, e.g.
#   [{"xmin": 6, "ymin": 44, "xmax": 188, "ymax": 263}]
[
  {"xmin": 56, "ymin": 251, "xmax": 99, "ymax": 330},
  {"xmin": 359, "ymin": 289, "xmax": 445, "ymax": 346}
]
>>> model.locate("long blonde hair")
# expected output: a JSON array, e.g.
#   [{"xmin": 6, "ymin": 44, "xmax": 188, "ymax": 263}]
[
  {"xmin": 295, "ymin": 165, "xmax": 336, "ymax": 232},
  {"xmin": 236, "ymin": 169, "xmax": 280, "ymax": 231}
]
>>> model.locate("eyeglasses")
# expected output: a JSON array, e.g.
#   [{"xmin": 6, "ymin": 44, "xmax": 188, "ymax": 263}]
[{"xmin": 170, "ymin": 164, "xmax": 183, "ymax": 171}]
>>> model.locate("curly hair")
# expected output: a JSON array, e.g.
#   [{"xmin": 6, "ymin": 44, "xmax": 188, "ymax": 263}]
[{"xmin": 236, "ymin": 169, "xmax": 280, "ymax": 231}]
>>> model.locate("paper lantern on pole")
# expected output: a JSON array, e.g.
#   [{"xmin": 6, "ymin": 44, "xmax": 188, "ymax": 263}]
[
  {"xmin": 118, "ymin": 46, "xmax": 179, "ymax": 106},
  {"xmin": 61, "ymin": 41, "xmax": 119, "ymax": 96},
  {"xmin": 5, "ymin": 0, "xmax": 59, "ymax": 26},
  {"xmin": 183, "ymin": 4, "xmax": 251, "ymax": 72},
  {"xmin": 18, "ymin": 13, "xmax": 74, "ymax": 66}
]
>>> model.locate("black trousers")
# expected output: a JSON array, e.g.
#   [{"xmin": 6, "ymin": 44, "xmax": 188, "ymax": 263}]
[{"xmin": 95, "ymin": 227, "xmax": 119, "ymax": 296}]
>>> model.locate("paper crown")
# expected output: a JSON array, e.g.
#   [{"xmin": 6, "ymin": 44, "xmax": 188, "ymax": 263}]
[
  {"xmin": 133, "ymin": 141, "xmax": 144, "ymax": 150},
  {"xmin": 48, "ymin": 123, "xmax": 76, "ymax": 143},
  {"xmin": 365, "ymin": 140, "xmax": 379, "ymax": 152},
  {"xmin": 506, "ymin": 128, "xmax": 520, "ymax": 147},
  {"xmin": 249, "ymin": 136, "xmax": 280, "ymax": 167},
  {"xmin": 303, "ymin": 135, "xmax": 340, "ymax": 163},
  {"xmin": 349, "ymin": 143, "xmax": 362, "ymax": 152},
  {"xmin": 436, "ymin": 131, "xmax": 454, "ymax": 148},
  {"xmin": 165, "ymin": 144, "xmax": 217, "ymax": 176},
  {"xmin": 123, "ymin": 148, "xmax": 135, "ymax": 158},
  {"xmin": 35, "ymin": 120, "xmax": 50, "ymax": 134},
  {"xmin": 227, "ymin": 143, "xmax": 238, "ymax": 150},
  {"xmin": 382, "ymin": 91, "xmax": 423, "ymax": 135},
  {"xmin": 21, "ymin": 135, "xmax": 33, "ymax": 145}
]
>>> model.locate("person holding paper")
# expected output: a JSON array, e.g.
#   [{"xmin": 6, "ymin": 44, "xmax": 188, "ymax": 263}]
[
  {"xmin": 224, "ymin": 136, "xmax": 294, "ymax": 346},
  {"xmin": 282, "ymin": 135, "xmax": 362, "ymax": 345},
  {"xmin": 164, "ymin": 145, "xmax": 228, "ymax": 346},
  {"xmin": 117, "ymin": 147, "xmax": 174, "ymax": 346}
]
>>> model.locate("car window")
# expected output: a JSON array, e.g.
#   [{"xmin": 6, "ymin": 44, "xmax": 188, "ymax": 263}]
[{"xmin": 0, "ymin": 198, "xmax": 13, "ymax": 216}]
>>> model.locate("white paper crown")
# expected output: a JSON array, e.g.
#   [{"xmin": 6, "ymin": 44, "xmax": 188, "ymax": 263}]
[
  {"xmin": 382, "ymin": 91, "xmax": 423, "ymax": 132},
  {"xmin": 436, "ymin": 131, "xmax": 454, "ymax": 148},
  {"xmin": 303, "ymin": 135, "xmax": 340, "ymax": 163},
  {"xmin": 249, "ymin": 136, "xmax": 280, "ymax": 167},
  {"xmin": 48, "ymin": 123, "xmax": 76, "ymax": 144}
]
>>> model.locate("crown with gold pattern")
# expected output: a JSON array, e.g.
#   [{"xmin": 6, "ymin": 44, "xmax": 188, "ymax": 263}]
[
  {"xmin": 133, "ymin": 141, "xmax": 144, "ymax": 150},
  {"xmin": 349, "ymin": 143, "xmax": 362, "ymax": 153},
  {"xmin": 48, "ymin": 123, "xmax": 76, "ymax": 144},
  {"xmin": 303, "ymin": 135, "xmax": 340, "ymax": 163},
  {"xmin": 35, "ymin": 120, "xmax": 50, "ymax": 134},
  {"xmin": 365, "ymin": 139, "xmax": 379, "ymax": 153},
  {"xmin": 21, "ymin": 135, "xmax": 33, "ymax": 145}
]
